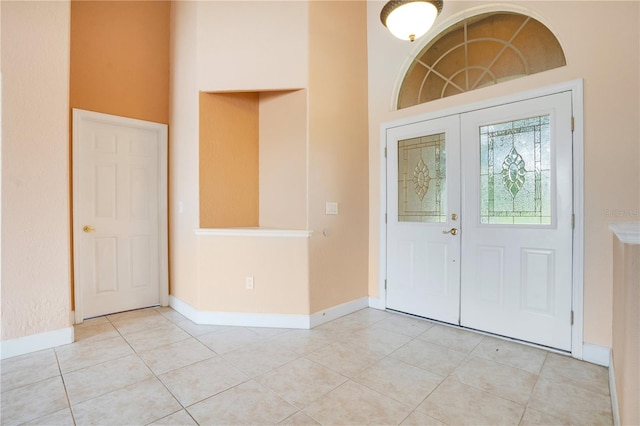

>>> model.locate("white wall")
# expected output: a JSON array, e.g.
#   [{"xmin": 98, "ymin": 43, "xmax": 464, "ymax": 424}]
[
  {"xmin": 1, "ymin": 1, "xmax": 72, "ymax": 340},
  {"xmin": 367, "ymin": 0, "xmax": 640, "ymax": 348}
]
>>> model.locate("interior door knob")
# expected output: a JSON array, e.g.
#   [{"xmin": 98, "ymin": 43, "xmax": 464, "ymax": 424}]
[
  {"xmin": 442, "ymin": 227, "xmax": 458, "ymax": 235},
  {"xmin": 83, "ymin": 225, "xmax": 96, "ymax": 232}
]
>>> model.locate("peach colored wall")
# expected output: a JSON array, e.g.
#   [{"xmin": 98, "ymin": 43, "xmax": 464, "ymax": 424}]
[
  {"xmin": 169, "ymin": 1, "xmax": 199, "ymax": 307},
  {"xmin": 170, "ymin": 1, "xmax": 313, "ymax": 313},
  {"xmin": 612, "ymin": 237, "xmax": 639, "ymax": 425},
  {"xmin": 196, "ymin": 234, "xmax": 310, "ymax": 314},
  {"xmin": 259, "ymin": 90, "xmax": 308, "ymax": 230},
  {"xmin": 70, "ymin": 1, "xmax": 170, "ymax": 124},
  {"xmin": 1, "ymin": 1, "xmax": 71, "ymax": 339},
  {"xmin": 171, "ymin": 1, "xmax": 370, "ymax": 317},
  {"xmin": 195, "ymin": 1, "xmax": 308, "ymax": 92},
  {"xmin": 308, "ymin": 0, "xmax": 369, "ymax": 312},
  {"xmin": 367, "ymin": 0, "xmax": 640, "ymax": 348},
  {"xmin": 199, "ymin": 92, "xmax": 259, "ymax": 228}
]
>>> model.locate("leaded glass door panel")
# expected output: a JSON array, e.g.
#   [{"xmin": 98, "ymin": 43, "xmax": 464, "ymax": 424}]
[
  {"xmin": 386, "ymin": 115, "xmax": 461, "ymax": 324},
  {"xmin": 460, "ymin": 92, "xmax": 573, "ymax": 351}
]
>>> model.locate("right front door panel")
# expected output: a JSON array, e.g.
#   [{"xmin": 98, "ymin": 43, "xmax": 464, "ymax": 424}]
[{"xmin": 460, "ymin": 92, "xmax": 573, "ymax": 351}]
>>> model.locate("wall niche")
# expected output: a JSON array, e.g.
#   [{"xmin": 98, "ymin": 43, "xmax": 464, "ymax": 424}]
[{"xmin": 199, "ymin": 89, "xmax": 307, "ymax": 230}]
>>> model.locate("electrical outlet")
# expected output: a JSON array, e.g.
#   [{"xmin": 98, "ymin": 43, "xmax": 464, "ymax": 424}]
[{"xmin": 246, "ymin": 276, "xmax": 255, "ymax": 290}]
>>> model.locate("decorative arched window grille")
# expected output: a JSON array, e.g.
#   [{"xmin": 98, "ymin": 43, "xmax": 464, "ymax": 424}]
[{"xmin": 398, "ymin": 12, "xmax": 566, "ymax": 109}]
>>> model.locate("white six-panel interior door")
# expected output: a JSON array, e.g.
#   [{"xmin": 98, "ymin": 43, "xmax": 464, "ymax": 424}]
[
  {"xmin": 386, "ymin": 92, "xmax": 573, "ymax": 351},
  {"xmin": 73, "ymin": 109, "xmax": 168, "ymax": 322}
]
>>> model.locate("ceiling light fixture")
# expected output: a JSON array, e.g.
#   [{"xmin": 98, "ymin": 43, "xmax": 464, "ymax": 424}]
[{"xmin": 380, "ymin": 0, "xmax": 443, "ymax": 42}]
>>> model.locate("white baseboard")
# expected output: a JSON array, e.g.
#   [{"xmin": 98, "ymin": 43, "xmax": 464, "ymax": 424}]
[
  {"xmin": 582, "ymin": 343, "xmax": 611, "ymax": 367},
  {"xmin": 169, "ymin": 296, "xmax": 203, "ymax": 323},
  {"xmin": 0, "ymin": 326, "xmax": 74, "ymax": 360},
  {"xmin": 309, "ymin": 297, "xmax": 370, "ymax": 328},
  {"xmin": 368, "ymin": 296, "xmax": 385, "ymax": 310},
  {"xmin": 169, "ymin": 296, "xmax": 310, "ymax": 328},
  {"xmin": 609, "ymin": 351, "xmax": 620, "ymax": 426},
  {"xmin": 169, "ymin": 296, "xmax": 369, "ymax": 329}
]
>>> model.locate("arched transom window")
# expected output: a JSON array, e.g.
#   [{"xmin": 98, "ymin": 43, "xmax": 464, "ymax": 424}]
[{"xmin": 398, "ymin": 12, "xmax": 566, "ymax": 109}]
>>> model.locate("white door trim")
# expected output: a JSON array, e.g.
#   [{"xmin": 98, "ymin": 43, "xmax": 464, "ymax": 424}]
[
  {"xmin": 379, "ymin": 79, "xmax": 584, "ymax": 359},
  {"xmin": 72, "ymin": 109, "xmax": 169, "ymax": 324}
]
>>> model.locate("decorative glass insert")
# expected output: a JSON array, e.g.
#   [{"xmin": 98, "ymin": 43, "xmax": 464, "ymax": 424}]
[
  {"xmin": 480, "ymin": 115, "xmax": 551, "ymax": 225},
  {"xmin": 398, "ymin": 13, "xmax": 566, "ymax": 109},
  {"xmin": 398, "ymin": 133, "xmax": 446, "ymax": 222}
]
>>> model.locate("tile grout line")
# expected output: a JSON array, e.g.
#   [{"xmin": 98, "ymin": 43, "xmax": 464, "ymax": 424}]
[
  {"xmin": 150, "ymin": 308, "xmax": 304, "ymax": 423},
  {"xmin": 108, "ymin": 310, "xmax": 208, "ymax": 425},
  {"xmin": 53, "ymin": 348, "xmax": 78, "ymax": 426},
  {"xmin": 386, "ymin": 326, "xmax": 453, "ymax": 426},
  {"xmin": 303, "ymin": 319, "xmax": 442, "ymax": 425},
  {"xmin": 516, "ymin": 351, "xmax": 549, "ymax": 425},
  {"xmin": 64, "ymin": 314, "xmax": 180, "ymax": 423}
]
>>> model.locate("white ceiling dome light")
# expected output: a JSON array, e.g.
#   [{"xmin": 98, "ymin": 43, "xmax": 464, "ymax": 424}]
[{"xmin": 380, "ymin": 0, "xmax": 444, "ymax": 42}]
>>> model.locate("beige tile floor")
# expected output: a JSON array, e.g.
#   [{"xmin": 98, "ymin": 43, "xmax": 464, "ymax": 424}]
[{"xmin": 1, "ymin": 307, "xmax": 613, "ymax": 425}]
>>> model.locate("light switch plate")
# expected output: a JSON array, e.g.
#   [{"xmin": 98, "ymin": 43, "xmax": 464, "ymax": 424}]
[{"xmin": 325, "ymin": 202, "xmax": 338, "ymax": 215}]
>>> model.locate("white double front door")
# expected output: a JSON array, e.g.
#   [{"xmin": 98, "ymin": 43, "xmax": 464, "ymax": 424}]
[{"xmin": 386, "ymin": 92, "xmax": 573, "ymax": 351}]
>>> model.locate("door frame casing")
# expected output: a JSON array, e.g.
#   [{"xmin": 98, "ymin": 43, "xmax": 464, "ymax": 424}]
[
  {"xmin": 378, "ymin": 79, "xmax": 584, "ymax": 359},
  {"xmin": 72, "ymin": 109, "xmax": 169, "ymax": 324}
]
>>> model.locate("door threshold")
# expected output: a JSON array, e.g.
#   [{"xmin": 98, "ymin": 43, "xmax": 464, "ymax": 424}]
[{"xmin": 385, "ymin": 308, "xmax": 571, "ymax": 356}]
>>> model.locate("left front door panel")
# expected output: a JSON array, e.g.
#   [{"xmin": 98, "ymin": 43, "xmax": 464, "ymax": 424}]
[{"xmin": 386, "ymin": 115, "xmax": 462, "ymax": 324}]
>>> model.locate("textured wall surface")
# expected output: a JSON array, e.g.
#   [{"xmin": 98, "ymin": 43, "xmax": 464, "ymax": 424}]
[
  {"xmin": 199, "ymin": 92, "xmax": 259, "ymax": 228},
  {"xmin": 1, "ymin": 1, "xmax": 72, "ymax": 340},
  {"xmin": 70, "ymin": 1, "xmax": 170, "ymax": 124}
]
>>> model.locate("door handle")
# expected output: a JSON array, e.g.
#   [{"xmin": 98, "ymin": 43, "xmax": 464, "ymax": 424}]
[
  {"xmin": 442, "ymin": 228, "xmax": 458, "ymax": 235},
  {"xmin": 83, "ymin": 225, "xmax": 96, "ymax": 233}
]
